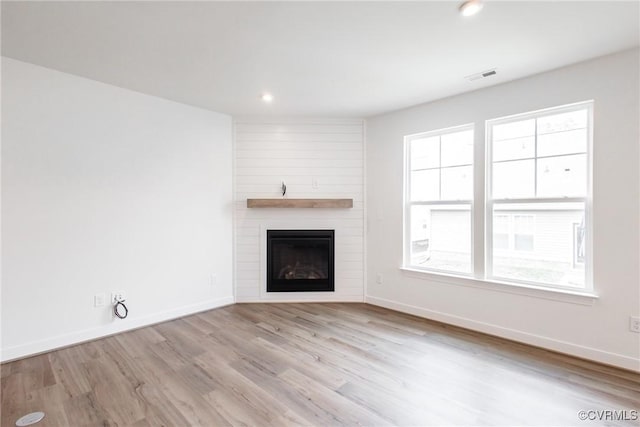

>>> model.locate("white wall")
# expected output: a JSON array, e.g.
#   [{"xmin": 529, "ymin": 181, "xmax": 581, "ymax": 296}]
[
  {"xmin": 234, "ymin": 118, "xmax": 365, "ymax": 302},
  {"xmin": 1, "ymin": 58, "xmax": 234, "ymax": 361},
  {"xmin": 366, "ymin": 49, "xmax": 640, "ymax": 370}
]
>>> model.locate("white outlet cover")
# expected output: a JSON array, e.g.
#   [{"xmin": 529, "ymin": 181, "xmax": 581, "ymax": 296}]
[
  {"xmin": 111, "ymin": 291, "xmax": 126, "ymax": 303},
  {"xmin": 94, "ymin": 293, "xmax": 106, "ymax": 307},
  {"xmin": 630, "ymin": 316, "xmax": 640, "ymax": 333}
]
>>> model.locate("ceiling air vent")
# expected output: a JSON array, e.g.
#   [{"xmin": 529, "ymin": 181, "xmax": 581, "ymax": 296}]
[{"xmin": 465, "ymin": 68, "xmax": 497, "ymax": 82}]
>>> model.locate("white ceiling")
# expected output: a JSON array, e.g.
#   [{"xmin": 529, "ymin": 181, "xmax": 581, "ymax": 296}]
[{"xmin": 2, "ymin": 1, "xmax": 639, "ymax": 118}]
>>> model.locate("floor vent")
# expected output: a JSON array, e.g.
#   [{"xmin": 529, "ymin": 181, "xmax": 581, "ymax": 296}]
[{"xmin": 15, "ymin": 412, "xmax": 45, "ymax": 426}]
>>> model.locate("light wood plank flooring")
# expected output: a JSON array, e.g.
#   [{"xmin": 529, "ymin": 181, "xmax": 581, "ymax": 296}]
[{"xmin": 2, "ymin": 303, "xmax": 639, "ymax": 426}]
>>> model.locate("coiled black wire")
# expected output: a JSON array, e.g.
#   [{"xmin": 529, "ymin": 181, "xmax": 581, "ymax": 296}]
[{"xmin": 114, "ymin": 300, "xmax": 128, "ymax": 319}]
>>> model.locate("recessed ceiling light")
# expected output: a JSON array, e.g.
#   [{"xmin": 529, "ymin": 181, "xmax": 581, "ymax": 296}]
[
  {"xmin": 260, "ymin": 93, "xmax": 274, "ymax": 103},
  {"xmin": 459, "ymin": 0, "xmax": 483, "ymax": 17}
]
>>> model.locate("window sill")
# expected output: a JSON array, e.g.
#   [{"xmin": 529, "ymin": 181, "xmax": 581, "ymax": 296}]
[{"xmin": 399, "ymin": 267, "xmax": 598, "ymax": 306}]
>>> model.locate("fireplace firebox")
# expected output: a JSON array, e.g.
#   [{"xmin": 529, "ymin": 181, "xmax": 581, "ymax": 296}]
[{"xmin": 267, "ymin": 230, "xmax": 335, "ymax": 292}]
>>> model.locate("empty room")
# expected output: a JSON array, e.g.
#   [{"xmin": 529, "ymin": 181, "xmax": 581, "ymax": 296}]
[{"xmin": 1, "ymin": 1, "xmax": 639, "ymax": 426}]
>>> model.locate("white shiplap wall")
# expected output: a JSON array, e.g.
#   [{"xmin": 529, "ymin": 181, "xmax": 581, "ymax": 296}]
[{"xmin": 234, "ymin": 118, "xmax": 365, "ymax": 302}]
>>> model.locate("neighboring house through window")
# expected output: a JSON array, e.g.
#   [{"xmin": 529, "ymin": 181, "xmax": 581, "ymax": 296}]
[{"xmin": 493, "ymin": 214, "xmax": 535, "ymax": 252}]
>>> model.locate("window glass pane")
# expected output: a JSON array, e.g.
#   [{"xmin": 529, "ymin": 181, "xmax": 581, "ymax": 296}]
[
  {"xmin": 411, "ymin": 137, "xmax": 439, "ymax": 170},
  {"xmin": 409, "ymin": 205, "xmax": 431, "ymax": 267},
  {"xmin": 514, "ymin": 235, "xmax": 534, "ymax": 251},
  {"xmin": 514, "ymin": 215, "xmax": 534, "ymax": 234},
  {"xmin": 538, "ymin": 129, "xmax": 587, "ymax": 157},
  {"xmin": 493, "ymin": 215, "xmax": 510, "ymax": 251},
  {"xmin": 492, "ymin": 159, "xmax": 535, "ymax": 199},
  {"xmin": 494, "ymin": 234, "xmax": 509, "ymax": 250},
  {"xmin": 411, "ymin": 169, "xmax": 439, "ymax": 201},
  {"xmin": 537, "ymin": 154, "xmax": 586, "ymax": 198},
  {"xmin": 537, "ymin": 109, "xmax": 587, "ymax": 135},
  {"xmin": 441, "ymin": 165, "xmax": 472, "ymax": 200},
  {"xmin": 441, "ymin": 130, "xmax": 473, "ymax": 167},
  {"xmin": 493, "ymin": 119, "xmax": 535, "ymax": 141},
  {"xmin": 410, "ymin": 204, "xmax": 471, "ymax": 274},
  {"xmin": 514, "ymin": 216, "xmax": 535, "ymax": 250},
  {"xmin": 492, "ymin": 136, "xmax": 535, "ymax": 162},
  {"xmin": 492, "ymin": 203, "xmax": 585, "ymax": 288},
  {"xmin": 494, "ymin": 215, "xmax": 509, "ymax": 233}
]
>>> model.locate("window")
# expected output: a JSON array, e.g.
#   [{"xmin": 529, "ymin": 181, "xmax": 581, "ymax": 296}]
[
  {"xmin": 487, "ymin": 102, "xmax": 591, "ymax": 289},
  {"xmin": 403, "ymin": 101, "xmax": 592, "ymax": 293},
  {"xmin": 492, "ymin": 214, "xmax": 535, "ymax": 252},
  {"xmin": 404, "ymin": 125, "xmax": 474, "ymax": 274},
  {"xmin": 493, "ymin": 215, "xmax": 509, "ymax": 250},
  {"xmin": 513, "ymin": 215, "xmax": 535, "ymax": 251}
]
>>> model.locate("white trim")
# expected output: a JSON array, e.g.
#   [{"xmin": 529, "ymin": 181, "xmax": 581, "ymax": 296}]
[
  {"xmin": 474, "ymin": 120, "xmax": 486, "ymax": 279},
  {"xmin": 403, "ymin": 134, "xmax": 411, "ymax": 267},
  {"xmin": 399, "ymin": 267, "xmax": 598, "ymax": 305},
  {"xmin": 491, "ymin": 197, "xmax": 585, "ymax": 204},
  {"xmin": 362, "ymin": 119, "xmax": 368, "ymax": 301},
  {"xmin": 404, "ymin": 122, "xmax": 475, "ymax": 140},
  {"xmin": 232, "ymin": 119, "xmax": 238, "ymax": 303},
  {"xmin": 409, "ymin": 200, "xmax": 472, "ymax": 206},
  {"xmin": 585, "ymin": 103, "xmax": 594, "ymax": 293},
  {"xmin": 0, "ymin": 296, "xmax": 235, "ymax": 363},
  {"xmin": 365, "ymin": 295, "xmax": 639, "ymax": 372},
  {"xmin": 485, "ymin": 100, "xmax": 595, "ymax": 126}
]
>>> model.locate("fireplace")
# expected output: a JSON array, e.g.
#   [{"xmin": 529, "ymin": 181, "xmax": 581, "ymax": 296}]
[{"xmin": 267, "ymin": 229, "xmax": 335, "ymax": 292}]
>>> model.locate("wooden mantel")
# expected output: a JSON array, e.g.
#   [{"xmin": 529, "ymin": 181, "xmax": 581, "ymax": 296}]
[{"xmin": 246, "ymin": 198, "xmax": 353, "ymax": 209}]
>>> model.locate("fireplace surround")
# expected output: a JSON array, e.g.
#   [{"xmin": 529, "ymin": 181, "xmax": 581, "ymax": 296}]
[{"xmin": 266, "ymin": 229, "xmax": 335, "ymax": 292}]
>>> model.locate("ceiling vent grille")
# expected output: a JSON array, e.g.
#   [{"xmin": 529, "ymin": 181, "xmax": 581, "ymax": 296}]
[{"xmin": 465, "ymin": 68, "xmax": 497, "ymax": 82}]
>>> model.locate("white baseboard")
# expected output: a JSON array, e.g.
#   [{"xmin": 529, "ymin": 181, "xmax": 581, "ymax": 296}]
[
  {"xmin": 365, "ymin": 295, "xmax": 640, "ymax": 372},
  {"xmin": 0, "ymin": 296, "xmax": 235, "ymax": 363}
]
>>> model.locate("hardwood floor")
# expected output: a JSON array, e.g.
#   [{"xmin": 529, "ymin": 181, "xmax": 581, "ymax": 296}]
[{"xmin": 2, "ymin": 303, "xmax": 639, "ymax": 426}]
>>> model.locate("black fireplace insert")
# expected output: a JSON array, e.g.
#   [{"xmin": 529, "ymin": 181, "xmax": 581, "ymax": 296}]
[{"xmin": 267, "ymin": 229, "xmax": 335, "ymax": 292}]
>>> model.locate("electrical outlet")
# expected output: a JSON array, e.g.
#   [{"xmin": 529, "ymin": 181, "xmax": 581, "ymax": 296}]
[
  {"xmin": 376, "ymin": 273, "xmax": 383, "ymax": 284},
  {"xmin": 630, "ymin": 316, "xmax": 640, "ymax": 333},
  {"xmin": 312, "ymin": 177, "xmax": 319, "ymax": 190},
  {"xmin": 94, "ymin": 293, "xmax": 106, "ymax": 307},
  {"xmin": 210, "ymin": 273, "xmax": 218, "ymax": 287},
  {"xmin": 111, "ymin": 291, "xmax": 126, "ymax": 304}
]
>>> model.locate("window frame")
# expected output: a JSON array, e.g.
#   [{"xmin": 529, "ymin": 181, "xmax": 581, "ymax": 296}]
[
  {"xmin": 403, "ymin": 123, "xmax": 475, "ymax": 276},
  {"xmin": 485, "ymin": 101, "xmax": 593, "ymax": 292}
]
